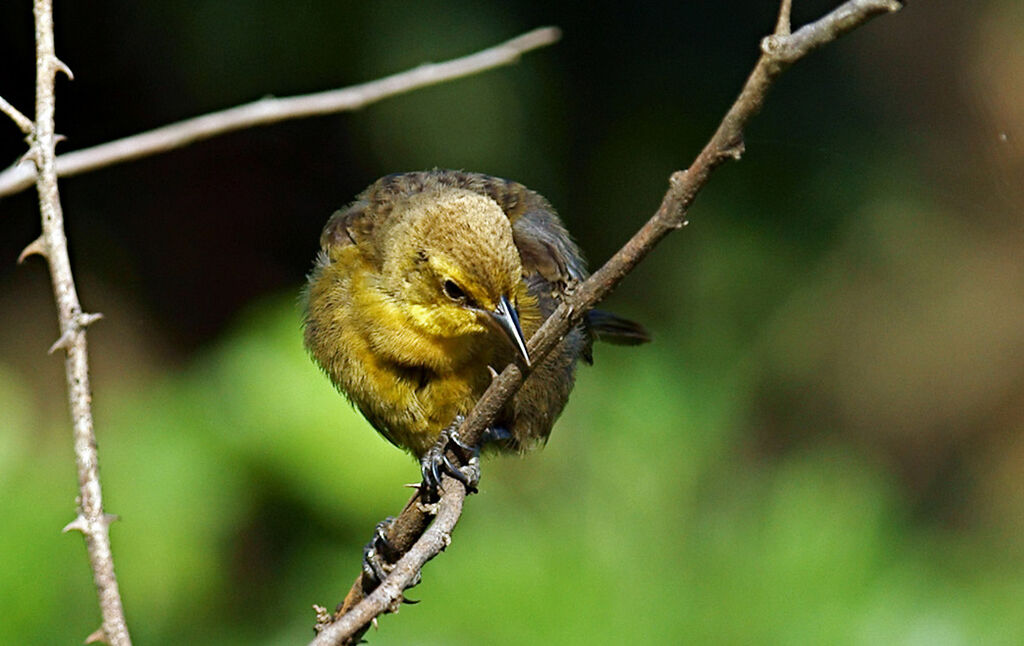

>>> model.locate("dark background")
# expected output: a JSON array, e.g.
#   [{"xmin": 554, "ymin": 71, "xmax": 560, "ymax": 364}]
[{"xmin": 2, "ymin": 1, "xmax": 1022, "ymax": 644}]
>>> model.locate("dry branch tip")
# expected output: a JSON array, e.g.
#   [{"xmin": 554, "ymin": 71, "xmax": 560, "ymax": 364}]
[{"xmin": 313, "ymin": 605, "xmax": 332, "ymax": 633}]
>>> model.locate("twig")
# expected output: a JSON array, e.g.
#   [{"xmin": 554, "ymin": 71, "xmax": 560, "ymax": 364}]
[
  {"xmin": 311, "ymin": 477, "xmax": 466, "ymax": 646},
  {"xmin": 0, "ymin": 94, "xmax": 34, "ymax": 135},
  {"xmin": 18, "ymin": 1, "xmax": 133, "ymax": 644},
  {"xmin": 317, "ymin": 1, "xmax": 903, "ymax": 643},
  {"xmin": 0, "ymin": 26, "xmax": 561, "ymax": 199}
]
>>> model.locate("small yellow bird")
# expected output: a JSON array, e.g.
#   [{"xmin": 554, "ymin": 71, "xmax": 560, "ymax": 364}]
[{"xmin": 303, "ymin": 170, "xmax": 647, "ymax": 489}]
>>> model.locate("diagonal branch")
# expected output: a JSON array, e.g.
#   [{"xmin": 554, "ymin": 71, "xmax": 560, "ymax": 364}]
[
  {"xmin": 311, "ymin": 477, "xmax": 467, "ymax": 646},
  {"xmin": 0, "ymin": 94, "xmax": 34, "ymax": 135},
  {"xmin": 25, "ymin": 1, "xmax": 133, "ymax": 644},
  {"xmin": 0, "ymin": 26, "xmax": 561, "ymax": 200},
  {"xmin": 315, "ymin": 1, "xmax": 903, "ymax": 644}
]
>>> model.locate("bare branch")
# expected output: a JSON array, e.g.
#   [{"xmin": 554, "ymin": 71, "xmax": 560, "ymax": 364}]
[
  {"xmin": 775, "ymin": 0, "xmax": 794, "ymax": 36},
  {"xmin": 0, "ymin": 26, "xmax": 561, "ymax": 200},
  {"xmin": 317, "ymin": 0, "xmax": 903, "ymax": 642},
  {"xmin": 29, "ymin": 0, "xmax": 132, "ymax": 644},
  {"xmin": 0, "ymin": 94, "xmax": 34, "ymax": 135}
]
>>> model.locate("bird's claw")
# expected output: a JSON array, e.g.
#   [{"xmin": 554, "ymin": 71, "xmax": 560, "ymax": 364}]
[
  {"xmin": 420, "ymin": 416, "xmax": 481, "ymax": 497},
  {"xmin": 361, "ymin": 516, "xmax": 397, "ymax": 590}
]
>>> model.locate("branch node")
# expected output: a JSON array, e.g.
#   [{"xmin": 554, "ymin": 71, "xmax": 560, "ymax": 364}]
[
  {"xmin": 84, "ymin": 627, "xmax": 108, "ymax": 645},
  {"xmin": 18, "ymin": 236, "xmax": 47, "ymax": 264},
  {"xmin": 62, "ymin": 515, "xmax": 88, "ymax": 534},
  {"xmin": 313, "ymin": 605, "xmax": 332, "ymax": 633},
  {"xmin": 415, "ymin": 500, "xmax": 439, "ymax": 515},
  {"xmin": 79, "ymin": 311, "xmax": 105, "ymax": 328},
  {"xmin": 724, "ymin": 142, "xmax": 745, "ymax": 161},
  {"xmin": 760, "ymin": 34, "xmax": 790, "ymax": 58},
  {"xmin": 18, "ymin": 147, "xmax": 41, "ymax": 169}
]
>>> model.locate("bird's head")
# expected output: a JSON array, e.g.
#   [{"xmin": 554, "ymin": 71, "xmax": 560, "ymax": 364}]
[{"xmin": 380, "ymin": 188, "xmax": 532, "ymax": 365}]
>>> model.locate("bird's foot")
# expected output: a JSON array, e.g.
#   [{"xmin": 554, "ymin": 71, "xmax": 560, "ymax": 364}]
[
  {"xmin": 360, "ymin": 516, "xmax": 423, "ymax": 602},
  {"xmin": 361, "ymin": 516, "xmax": 399, "ymax": 591},
  {"xmin": 420, "ymin": 416, "xmax": 482, "ymax": 497}
]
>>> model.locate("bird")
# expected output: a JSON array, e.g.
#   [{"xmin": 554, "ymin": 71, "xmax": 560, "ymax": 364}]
[{"xmin": 303, "ymin": 169, "xmax": 648, "ymax": 491}]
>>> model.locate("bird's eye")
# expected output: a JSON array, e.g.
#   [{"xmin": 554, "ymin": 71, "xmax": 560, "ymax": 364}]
[{"xmin": 442, "ymin": 279, "xmax": 466, "ymax": 302}]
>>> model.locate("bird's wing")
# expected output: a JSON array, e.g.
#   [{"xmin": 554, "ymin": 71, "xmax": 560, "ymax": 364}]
[{"xmin": 317, "ymin": 172, "xmax": 435, "ymax": 267}]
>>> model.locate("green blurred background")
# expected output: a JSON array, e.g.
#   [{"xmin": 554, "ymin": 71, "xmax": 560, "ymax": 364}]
[{"xmin": 2, "ymin": 1, "xmax": 1022, "ymax": 644}]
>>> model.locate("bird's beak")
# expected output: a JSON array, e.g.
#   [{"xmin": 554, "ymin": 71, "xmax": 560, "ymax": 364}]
[{"xmin": 488, "ymin": 295, "xmax": 531, "ymax": 366}]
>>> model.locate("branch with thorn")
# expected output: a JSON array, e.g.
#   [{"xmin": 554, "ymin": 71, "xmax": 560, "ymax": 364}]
[
  {"xmin": 2, "ymin": 14, "xmax": 562, "ymax": 646},
  {"xmin": 1, "ymin": 1, "xmax": 133, "ymax": 644},
  {"xmin": 311, "ymin": 1, "xmax": 903, "ymax": 644}
]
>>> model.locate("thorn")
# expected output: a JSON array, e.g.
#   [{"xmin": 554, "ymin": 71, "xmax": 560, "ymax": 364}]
[
  {"xmin": 63, "ymin": 515, "xmax": 88, "ymax": 534},
  {"xmin": 487, "ymin": 365, "xmax": 499, "ymax": 380},
  {"xmin": 102, "ymin": 513, "xmax": 119, "ymax": 528},
  {"xmin": 371, "ymin": 617, "xmax": 379, "ymax": 631},
  {"xmin": 18, "ymin": 147, "xmax": 40, "ymax": 168},
  {"xmin": 84, "ymin": 627, "xmax": 107, "ymax": 644},
  {"xmin": 53, "ymin": 57, "xmax": 74, "ymax": 80},
  {"xmin": 403, "ymin": 482, "xmax": 421, "ymax": 489},
  {"xmin": 54, "ymin": 133, "xmax": 68, "ymax": 146},
  {"xmin": 18, "ymin": 237, "xmax": 46, "ymax": 264},
  {"xmin": 48, "ymin": 328, "xmax": 75, "ymax": 355},
  {"xmin": 79, "ymin": 312, "xmax": 104, "ymax": 328}
]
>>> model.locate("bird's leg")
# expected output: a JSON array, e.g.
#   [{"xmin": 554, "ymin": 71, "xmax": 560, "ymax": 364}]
[
  {"xmin": 420, "ymin": 419, "xmax": 516, "ymax": 496},
  {"xmin": 420, "ymin": 415, "xmax": 483, "ymax": 497}
]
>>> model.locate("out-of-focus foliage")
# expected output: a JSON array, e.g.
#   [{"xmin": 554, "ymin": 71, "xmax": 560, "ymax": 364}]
[
  {"xmin": 2, "ymin": 0, "xmax": 1023, "ymax": 644},
  {"xmin": 2, "ymin": 297, "xmax": 1023, "ymax": 644}
]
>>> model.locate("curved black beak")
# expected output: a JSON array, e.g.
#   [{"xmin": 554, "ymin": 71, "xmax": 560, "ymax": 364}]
[{"xmin": 488, "ymin": 295, "xmax": 531, "ymax": 366}]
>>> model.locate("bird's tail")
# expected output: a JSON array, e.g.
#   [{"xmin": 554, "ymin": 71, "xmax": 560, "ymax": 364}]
[{"xmin": 586, "ymin": 309, "xmax": 651, "ymax": 346}]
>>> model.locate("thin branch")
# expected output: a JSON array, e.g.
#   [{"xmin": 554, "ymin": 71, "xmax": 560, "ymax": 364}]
[
  {"xmin": 316, "ymin": 0, "xmax": 903, "ymax": 643},
  {"xmin": 0, "ymin": 26, "xmax": 561, "ymax": 200},
  {"xmin": 29, "ymin": 0, "xmax": 132, "ymax": 644},
  {"xmin": 0, "ymin": 94, "xmax": 34, "ymax": 135},
  {"xmin": 775, "ymin": 0, "xmax": 794, "ymax": 36},
  {"xmin": 311, "ymin": 477, "xmax": 466, "ymax": 646}
]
